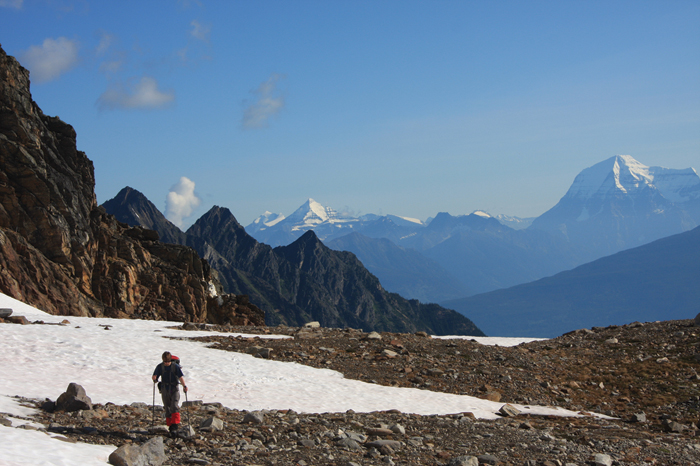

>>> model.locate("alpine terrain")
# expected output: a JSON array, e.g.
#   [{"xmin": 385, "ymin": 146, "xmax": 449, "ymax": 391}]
[{"xmin": 103, "ymin": 188, "xmax": 484, "ymax": 336}]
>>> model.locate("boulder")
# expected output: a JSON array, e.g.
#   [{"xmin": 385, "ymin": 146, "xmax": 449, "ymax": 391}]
[
  {"xmin": 695, "ymin": 312, "xmax": 700, "ymax": 326},
  {"xmin": 243, "ymin": 411, "xmax": 264, "ymax": 424},
  {"xmin": 0, "ymin": 308, "xmax": 12, "ymax": 318},
  {"xmin": 199, "ymin": 416, "xmax": 224, "ymax": 432},
  {"xmin": 56, "ymin": 383, "xmax": 92, "ymax": 412},
  {"xmin": 108, "ymin": 436, "xmax": 166, "ymax": 466},
  {"xmin": 593, "ymin": 453, "xmax": 612, "ymax": 466},
  {"xmin": 7, "ymin": 315, "xmax": 30, "ymax": 325},
  {"xmin": 498, "ymin": 404, "xmax": 521, "ymax": 417}
]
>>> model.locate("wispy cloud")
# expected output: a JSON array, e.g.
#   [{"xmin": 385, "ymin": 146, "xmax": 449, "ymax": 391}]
[
  {"xmin": 19, "ymin": 37, "xmax": 79, "ymax": 83},
  {"xmin": 241, "ymin": 73, "xmax": 286, "ymax": 130},
  {"xmin": 165, "ymin": 177, "xmax": 201, "ymax": 228},
  {"xmin": 97, "ymin": 76, "xmax": 175, "ymax": 110},
  {"xmin": 95, "ymin": 30, "xmax": 115, "ymax": 56},
  {"xmin": 0, "ymin": 0, "xmax": 23, "ymax": 8},
  {"xmin": 190, "ymin": 20, "xmax": 211, "ymax": 42}
]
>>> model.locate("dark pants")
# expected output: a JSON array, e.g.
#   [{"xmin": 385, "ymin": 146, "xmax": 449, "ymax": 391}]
[{"xmin": 161, "ymin": 388, "xmax": 180, "ymax": 423}]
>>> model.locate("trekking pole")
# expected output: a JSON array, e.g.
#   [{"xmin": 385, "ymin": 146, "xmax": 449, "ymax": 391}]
[
  {"xmin": 184, "ymin": 385, "xmax": 191, "ymax": 431},
  {"xmin": 152, "ymin": 381, "xmax": 156, "ymax": 427}
]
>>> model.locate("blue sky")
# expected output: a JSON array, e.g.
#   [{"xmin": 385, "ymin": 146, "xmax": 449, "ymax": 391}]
[{"xmin": 2, "ymin": 0, "xmax": 698, "ymax": 228}]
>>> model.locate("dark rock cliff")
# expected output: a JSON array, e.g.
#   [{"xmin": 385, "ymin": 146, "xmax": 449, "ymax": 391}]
[{"xmin": 0, "ymin": 45, "xmax": 263, "ymax": 326}]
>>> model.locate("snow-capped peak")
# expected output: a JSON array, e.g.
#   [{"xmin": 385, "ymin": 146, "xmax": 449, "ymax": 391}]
[
  {"xmin": 471, "ymin": 210, "xmax": 492, "ymax": 218},
  {"xmin": 246, "ymin": 211, "xmax": 286, "ymax": 233},
  {"xmin": 564, "ymin": 155, "xmax": 699, "ymax": 203}
]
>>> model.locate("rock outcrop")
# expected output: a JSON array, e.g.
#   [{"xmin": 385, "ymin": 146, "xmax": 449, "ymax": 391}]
[{"xmin": 0, "ymin": 44, "xmax": 263, "ymax": 325}]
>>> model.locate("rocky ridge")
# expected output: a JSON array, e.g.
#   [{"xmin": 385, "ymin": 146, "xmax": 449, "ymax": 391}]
[{"xmin": 3, "ymin": 316, "xmax": 700, "ymax": 465}]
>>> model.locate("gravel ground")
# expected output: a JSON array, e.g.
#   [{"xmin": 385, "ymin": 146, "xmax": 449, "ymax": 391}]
[{"xmin": 9, "ymin": 319, "xmax": 700, "ymax": 465}]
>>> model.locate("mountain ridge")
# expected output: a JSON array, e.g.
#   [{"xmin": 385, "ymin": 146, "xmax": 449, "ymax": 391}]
[{"xmin": 102, "ymin": 188, "xmax": 485, "ymax": 335}]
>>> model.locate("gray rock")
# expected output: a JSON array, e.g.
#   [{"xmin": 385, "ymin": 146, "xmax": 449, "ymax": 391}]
[
  {"xmin": 382, "ymin": 349, "xmax": 398, "ymax": 358},
  {"xmin": 695, "ymin": 312, "xmax": 700, "ymax": 326},
  {"xmin": 389, "ymin": 423, "xmax": 405, "ymax": 435},
  {"xmin": 365, "ymin": 439, "xmax": 402, "ymax": 450},
  {"xmin": 0, "ymin": 308, "xmax": 12, "ymax": 318},
  {"xmin": 593, "ymin": 453, "xmax": 612, "ymax": 466},
  {"xmin": 477, "ymin": 454, "xmax": 498, "ymax": 465},
  {"xmin": 335, "ymin": 438, "xmax": 362, "ymax": 450},
  {"xmin": 448, "ymin": 456, "xmax": 479, "ymax": 466},
  {"xmin": 56, "ymin": 383, "xmax": 92, "ymax": 412},
  {"xmin": 243, "ymin": 411, "xmax": 264, "ymax": 424},
  {"xmin": 366, "ymin": 331, "xmax": 382, "ymax": 340},
  {"xmin": 298, "ymin": 438, "xmax": 316, "ymax": 448},
  {"xmin": 345, "ymin": 431, "xmax": 367, "ymax": 443},
  {"xmin": 662, "ymin": 419, "xmax": 686, "ymax": 433},
  {"xmin": 304, "ymin": 321, "xmax": 320, "ymax": 328},
  {"xmin": 108, "ymin": 436, "xmax": 166, "ymax": 466},
  {"xmin": 630, "ymin": 412, "xmax": 646, "ymax": 423},
  {"xmin": 199, "ymin": 416, "xmax": 224, "ymax": 431}
]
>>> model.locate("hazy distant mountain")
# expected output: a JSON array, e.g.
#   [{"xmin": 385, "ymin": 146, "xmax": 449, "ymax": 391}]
[
  {"xmin": 246, "ymin": 198, "xmax": 426, "ymax": 247},
  {"xmin": 416, "ymin": 212, "xmax": 580, "ymax": 294},
  {"xmin": 529, "ymin": 155, "xmax": 700, "ymax": 262},
  {"xmin": 325, "ymin": 232, "xmax": 473, "ymax": 303},
  {"xmin": 494, "ymin": 214, "xmax": 535, "ymax": 230},
  {"xmin": 104, "ymin": 192, "xmax": 484, "ymax": 335},
  {"xmin": 444, "ymin": 225, "xmax": 700, "ymax": 338}
]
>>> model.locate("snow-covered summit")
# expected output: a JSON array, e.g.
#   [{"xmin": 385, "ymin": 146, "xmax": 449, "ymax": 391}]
[
  {"xmin": 246, "ymin": 211, "xmax": 285, "ymax": 234},
  {"xmin": 283, "ymin": 198, "xmax": 356, "ymax": 231},
  {"xmin": 471, "ymin": 210, "xmax": 492, "ymax": 218},
  {"xmin": 565, "ymin": 155, "xmax": 700, "ymax": 203}
]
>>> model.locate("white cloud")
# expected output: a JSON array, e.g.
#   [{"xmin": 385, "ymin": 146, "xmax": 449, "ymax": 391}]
[
  {"xmin": 97, "ymin": 76, "xmax": 175, "ymax": 110},
  {"xmin": 242, "ymin": 74, "xmax": 286, "ymax": 130},
  {"xmin": 190, "ymin": 20, "xmax": 211, "ymax": 42},
  {"xmin": 0, "ymin": 0, "xmax": 23, "ymax": 9},
  {"xmin": 19, "ymin": 37, "xmax": 79, "ymax": 83},
  {"xmin": 165, "ymin": 177, "xmax": 202, "ymax": 228}
]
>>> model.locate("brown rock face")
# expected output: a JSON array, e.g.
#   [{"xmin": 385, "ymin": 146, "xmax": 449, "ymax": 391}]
[{"xmin": 0, "ymin": 45, "xmax": 264, "ymax": 325}]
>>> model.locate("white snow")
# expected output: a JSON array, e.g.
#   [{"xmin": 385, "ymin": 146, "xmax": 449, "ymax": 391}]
[
  {"xmin": 471, "ymin": 210, "xmax": 492, "ymax": 218},
  {"xmin": 565, "ymin": 155, "xmax": 699, "ymax": 203},
  {"xmin": 0, "ymin": 292, "xmax": 604, "ymax": 465}
]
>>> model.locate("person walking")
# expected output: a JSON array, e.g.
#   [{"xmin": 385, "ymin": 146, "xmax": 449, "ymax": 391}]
[{"xmin": 152, "ymin": 351, "xmax": 188, "ymax": 435}]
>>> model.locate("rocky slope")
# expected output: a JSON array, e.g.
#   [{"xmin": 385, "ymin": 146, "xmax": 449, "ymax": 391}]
[
  {"xmin": 0, "ymin": 45, "xmax": 262, "ymax": 325},
  {"xmin": 103, "ymin": 189, "xmax": 484, "ymax": 335},
  {"xmin": 8, "ymin": 317, "xmax": 700, "ymax": 465}
]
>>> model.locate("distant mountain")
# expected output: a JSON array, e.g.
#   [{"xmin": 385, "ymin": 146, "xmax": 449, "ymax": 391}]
[
  {"xmin": 494, "ymin": 214, "xmax": 535, "ymax": 230},
  {"xmin": 101, "ymin": 187, "xmax": 187, "ymax": 245},
  {"xmin": 103, "ymin": 193, "xmax": 485, "ymax": 335},
  {"xmin": 416, "ymin": 212, "xmax": 580, "ymax": 294},
  {"xmin": 444, "ymin": 226, "xmax": 700, "ymax": 338},
  {"xmin": 246, "ymin": 198, "xmax": 426, "ymax": 247},
  {"xmin": 529, "ymin": 155, "xmax": 700, "ymax": 262},
  {"xmin": 325, "ymin": 232, "xmax": 472, "ymax": 303}
]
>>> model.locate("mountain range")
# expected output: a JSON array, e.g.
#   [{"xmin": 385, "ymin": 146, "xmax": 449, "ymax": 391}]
[
  {"xmin": 103, "ymin": 187, "xmax": 484, "ymax": 336},
  {"xmin": 246, "ymin": 156, "xmax": 700, "ymax": 304}
]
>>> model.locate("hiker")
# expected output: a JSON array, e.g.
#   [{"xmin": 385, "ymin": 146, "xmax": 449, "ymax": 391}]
[{"xmin": 152, "ymin": 351, "xmax": 188, "ymax": 434}]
